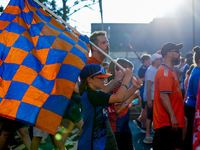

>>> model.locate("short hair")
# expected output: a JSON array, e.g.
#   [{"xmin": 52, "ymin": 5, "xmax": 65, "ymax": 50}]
[
  {"xmin": 180, "ymin": 57, "xmax": 185, "ymax": 63},
  {"xmin": 193, "ymin": 46, "xmax": 200, "ymax": 64},
  {"xmin": 141, "ymin": 54, "xmax": 151, "ymax": 63},
  {"xmin": 116, "ymin": 58, "xmax": 134, "ymax": 71},
  {"xmin": 103, "ymin": 62, "xmax": 109, "ymax": 67},
  {"xmin": 107, "ymin": 61, "xmax": 116, "ymax": 75},
  {"xmin": 89, "ymin": 31, "xmax": 107, "ymax": 53}
]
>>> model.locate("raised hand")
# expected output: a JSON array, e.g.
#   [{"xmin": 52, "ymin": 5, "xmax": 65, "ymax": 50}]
[
  {"xmin": 114, "ymin": 70, "xmax": 124, "ymax": 81},
  {"xmin": 131, "ymin": 76, "xmax": 143, "ymax": 89},
  {"xmin": 122, "ymin": 68, "xmax": 134, "ymax": 79}
]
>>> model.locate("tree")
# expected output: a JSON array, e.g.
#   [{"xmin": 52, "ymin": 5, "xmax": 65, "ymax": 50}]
[
  {"xmin": 61, "ymin": 0, "xmax": 97, "ymax": 22},
  {"xmin": 39, "ymin": 0, "xmax": 97, "ymax": 22},
  {"xmin": 0, "ymin": 0, "xmax": 99, "ymax": 27},
  {"xmin": 0, "ymin": 6, "xmax": 3, "ymax": 13}
]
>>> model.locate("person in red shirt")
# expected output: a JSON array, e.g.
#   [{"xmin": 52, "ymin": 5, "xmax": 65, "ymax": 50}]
[
  {"xmin": 87, "ymin": 31, "xmax": 123, "ymax": 93},
  {"xmin": 153, "ymin": 42, "xmax": 185, "ymax": 150}
]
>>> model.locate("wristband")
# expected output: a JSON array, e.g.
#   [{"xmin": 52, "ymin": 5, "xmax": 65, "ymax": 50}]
[
  {"xmin": 121, "ymin": 83, "xmax": 128, "ymax": 90},
  {"xmin": 124, "ymin": 102, "xmax": 128, "ymax": 108}
]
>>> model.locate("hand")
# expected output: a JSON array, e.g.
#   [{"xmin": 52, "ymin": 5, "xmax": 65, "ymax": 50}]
[
  {"xmin": 129, "ymin": 96, "xmax": 141, "ymax": 108},
  {"xmin": 137, "ymin": 96, "xmax": 141, "ymax": 105},
  {"xmin": 132, "ymin": 76, "xmax": 143, "ymax": 89},
  {"xmin": 135, "ymin": 90, "xmax": 140, "ymax": 97},
  {"xmin": 114, "ymin": 70, "xmax": 124, "ymax": 81},
  {"xmin": 122, "ymin": 68, "xmax": 134, "ymax": 79},
  {"xmin": 147, "ymin": 100, "xmax": 152, "ymax": 108},
  {"xmin": 170, "ymin": 115, "xmax": 179, "ymax": 131}
]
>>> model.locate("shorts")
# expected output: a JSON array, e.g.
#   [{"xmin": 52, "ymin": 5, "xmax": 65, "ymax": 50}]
[
  {"xmin": 114, "ymin": 132, "xmax": 134, "ymax": 150},
  {"xmin": 153, "ymin": 126, "xmax": 183, "ymax": 150},
  {"xmin": 33, "ymin": 127, "xmax": 60, "ymax": 138},
  {"xmin": 147, "ymin": 100, "xmax": 153, "ymax": 120},
  {"xmin": 33, "ymin": 127, "xmax": 49, "ymax": 138},
  {"xmin": 141, "ymin": 99, "xmax": 146, "ymax": 109},
  {"xmin": 104, "ymin": 120, "xmax": 118, "ymax": 150},
  {"xmin": 1, "ymin": 117, "xmax": 28, "ymax": 132},
  {"xmin": 63, "ymin": 100, "xmax": 83, "ymax": 123}
]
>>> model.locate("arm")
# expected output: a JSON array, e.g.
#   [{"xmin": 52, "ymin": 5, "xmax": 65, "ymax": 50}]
[
  {"xmin": 109, "ymin": 69, "xmax": 133, "ymax": 103},
  {"xmin": 147, "ymin": 80, "xmax": 153, "ymax": 108},
  {"xmin": 115, "ymin": 90, "xmax": 141, "ymax": 114},
  {"xmin": 100, "ymin": 71, "xmax": 124, "ymax": 93},
  {"xmin": 123, "ymin": 76, "xmax": 143, "ymax": 100},
  {"xmin": 73, "ymin": 81, "xmax": 79, "ymax": 93},
  {"xmin": 160, "ymin": 93, "xmax": 178, "ymax": 131}
]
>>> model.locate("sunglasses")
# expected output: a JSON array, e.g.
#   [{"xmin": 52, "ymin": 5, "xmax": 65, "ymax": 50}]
[
  {"xmin": 95, "ymin": 67, "xmax": 106, "ymax": 75},
  {"xmin": 170, "ymin": 49, "xmax": 180, "ymax": 53},
  {"xmin": 90, "ymin": 67, "xmax": 106, "ymax": 78}
]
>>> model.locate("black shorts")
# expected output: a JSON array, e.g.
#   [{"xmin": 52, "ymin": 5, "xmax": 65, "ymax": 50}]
[
  {"xmin": 63, "ymin": 100, "xmax": 82, "ymax": 124},
  {"xmin": 0, "ymin": 117, "xmax": 28, "ymax": 132},
  {"xmin": 153, "ymin": 126, "xmax": 183, "ymax": 150},
  {"xmin": 141, "ymin": 99, "xmax": 146, "ymax": 109},
  {"xmin": 147, "ymin": 101, "xmax": 153, "ymax": 120},
  {"xmin": 114, "ymin": 132, "xmax": 134, "ymax": 150}
]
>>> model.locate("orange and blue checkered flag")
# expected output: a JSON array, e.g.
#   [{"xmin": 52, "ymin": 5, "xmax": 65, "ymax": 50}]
[{"xmin": 0, "ymin": 0, "xmax": 89, "ymax": 134}]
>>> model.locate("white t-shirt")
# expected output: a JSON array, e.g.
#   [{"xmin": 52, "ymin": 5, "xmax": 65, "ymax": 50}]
[
  {"xmin": 178, "ymin": 65, "xmax": 185, "ymax": 89},
  {"xmin": 143, "ymin": 65, "xmax": 158, "ymax": 101}
]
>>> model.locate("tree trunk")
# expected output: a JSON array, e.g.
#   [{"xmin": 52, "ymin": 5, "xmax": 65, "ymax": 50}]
[{"xmin": 62, "ymin": 0, "xmax": 67, "ymax": 21}]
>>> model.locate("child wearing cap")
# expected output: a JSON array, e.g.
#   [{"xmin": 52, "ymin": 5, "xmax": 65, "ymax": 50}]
[
  {"xmin": 77, "ymin": 63, "xmax": 142, "ymax": 150},
  {"xmin": 107, "ymin": 58, "xmax": 141, "ymax": 150}
]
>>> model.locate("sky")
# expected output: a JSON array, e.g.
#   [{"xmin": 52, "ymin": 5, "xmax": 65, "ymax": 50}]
[{"xmin": 0, "ymin": 0, "xmax": 187, "ymax": 36}]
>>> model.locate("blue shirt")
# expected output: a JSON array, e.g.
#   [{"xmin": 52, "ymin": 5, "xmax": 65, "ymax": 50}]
[
  {"xmin": 186, "ymin": 67, "xmax": 200, "ymax": 108},
  {"xmin": 138, "ymin": 65, "xmax": 147, "ymax": 99},
  {"xmin": 78, "ymin": 88, "xmax": 111, "ymax": 150}
]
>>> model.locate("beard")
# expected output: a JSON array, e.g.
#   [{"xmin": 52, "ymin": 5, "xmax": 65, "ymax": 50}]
[
  {"xmin": 171, "ymin": 57, "xmax": 180, "ymax": 66},
  {"xmin": 105, "ymin": 47, "xmax": 109, "ymax": 54}
]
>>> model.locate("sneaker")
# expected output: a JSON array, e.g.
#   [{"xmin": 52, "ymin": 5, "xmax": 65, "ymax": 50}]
[
  {"xmin": 65, "ymin": 139, "xmax": 76, "ymax": 146},
  {"xmin": 133, "ymin": 120, "xmax": 142, "ymax": 129},
  {"xmin": 64, "ymin": 141, "xmax": 70, "ymax": 147},
  {"xmin": 150, "ymin": 129, "xmax": 155, "ymax": 134},
  {"xmin": 141, "ymin": 128, "xmax": 146, "ymax": 133},
  {"xmin": 143, "ymin": 137, "xmax": 153, "ymax": 144},
  {"xmin": 40, "ymin": 139, "xmax": 46, "ymax": 144},
  {"xmin": 76, "ymin": 130, "xmax": 81, "ymax": 137}
]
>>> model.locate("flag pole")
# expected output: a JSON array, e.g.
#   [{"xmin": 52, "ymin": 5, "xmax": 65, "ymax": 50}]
[
  {"xmin": 129, "ymin": 44, "xmax": 141, "ymax": 61},
  {"xmin": 33, "ymin": 0, "xmax": 126, "ymax": 71}
]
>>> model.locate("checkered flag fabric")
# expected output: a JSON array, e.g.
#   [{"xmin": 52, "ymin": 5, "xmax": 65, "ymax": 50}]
[{"xmin": 0, "ymin": 0, "xmax": 89, "ymax": 134}]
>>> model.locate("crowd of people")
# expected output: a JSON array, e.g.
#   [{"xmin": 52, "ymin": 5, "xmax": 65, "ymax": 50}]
[
  {"xmin": 133, "ymin": 42, "xmax": 200, "ymax": 150},
  {"xmin": 0, "ymin": 30, "xmax": 200, "ymax": 150}
]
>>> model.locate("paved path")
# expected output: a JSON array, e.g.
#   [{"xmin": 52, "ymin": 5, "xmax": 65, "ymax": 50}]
[{"xmin": 11, "ymin": 120, "xmax": 154, "ymax": 150}]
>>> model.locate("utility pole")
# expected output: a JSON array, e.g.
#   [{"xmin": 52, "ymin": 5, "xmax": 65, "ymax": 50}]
[
  {"xmin": 99, "ymin": 0, "xmax": 103, "ymax": 30},
  {"xmin": 192, "ymin": 0, "xmax": 195, "ymax": 47}
]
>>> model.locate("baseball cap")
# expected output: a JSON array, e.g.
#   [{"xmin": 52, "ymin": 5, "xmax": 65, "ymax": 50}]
[
  {"xmin": 80, "ymin": 63, "xmax": 112, "ymax": 80},
  {"xmin": 161, "ymin": 42, "xmax": 183, "ymax": 57},
  {"xmin": 156, "ymin": 50, "xmax": 161, "ymax": 55},
  {"xmin": 150, "ymin": 53, "xmax": 162, "ymax": 63},
  {"xmin": 185, "ymin": 52, "xmax": 193, "ymax": 59},
  {"xmin": 185, "ymin": 52, "xmax": 193, "ymax": 65}
]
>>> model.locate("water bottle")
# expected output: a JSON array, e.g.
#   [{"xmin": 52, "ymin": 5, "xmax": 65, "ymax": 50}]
[{"xmin": 132, "ymin": 98, "xmax": 138, "ymax": 104}]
